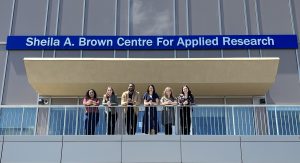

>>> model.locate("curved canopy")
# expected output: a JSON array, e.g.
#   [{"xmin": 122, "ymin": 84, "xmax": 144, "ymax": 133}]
[{"xmin": 24, "ymin": 57, "xmax": 279, "ymax": 96}]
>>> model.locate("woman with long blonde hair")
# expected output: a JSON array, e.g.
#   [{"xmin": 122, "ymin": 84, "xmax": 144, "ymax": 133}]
[{"xmin": 160, "ymin": 87, "xmax": 177, "ymax": 135}]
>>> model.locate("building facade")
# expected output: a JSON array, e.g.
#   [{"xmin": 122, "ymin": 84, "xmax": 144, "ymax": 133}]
[
  {"xmin": 0, "ymin": 0, "xmax": 300, "ymax": 105},
  {"xmin": 0, "ymin": 1, "xmax": 300, "ymax": 163}
]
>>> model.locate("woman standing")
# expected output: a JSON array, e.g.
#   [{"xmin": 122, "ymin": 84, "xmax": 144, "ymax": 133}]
[
  {"xmin": 102, "ymin": 86, "xmax": 118, "ymax": 135},
  {"xmin": 178, "ymin": 85, "xmax": 194, "ymax": 135},
  {"xmin": 143, "ymin": 84, "xmax": 160, "ymax": 135},
  {"xmin": 83, "ymin": 89, "xmax": 100, "ymax": 135},
  {"xmin": 161, "ymin": 87, "xmax": 177, "ymax": 135}
]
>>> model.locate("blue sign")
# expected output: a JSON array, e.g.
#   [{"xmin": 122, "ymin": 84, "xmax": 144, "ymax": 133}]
[{"xmin": 6, "ymin": 35, "xmax": 298, "ymax": 50}]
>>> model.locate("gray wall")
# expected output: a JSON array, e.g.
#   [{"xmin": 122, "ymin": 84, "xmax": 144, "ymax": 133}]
[
  {"xmin": 0, "ymin": 0, "xmax": 300, "ymax": 104},
  {"xmin": 0, "ymin": 135, "xmax": 299, "ymax": 163}
]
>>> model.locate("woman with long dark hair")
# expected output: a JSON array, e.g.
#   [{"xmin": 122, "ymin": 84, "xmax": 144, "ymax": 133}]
[
  {"xmin": 178, "ymin": 85, "xmax": 194, "ymax": 135},
  {"xmin": 142, "ymin": 84, "xmax": 160, "ymax": 135},
  {"xmin": 83, "ymin": 89, "xmax": 100, "ymax": 135},
  {"xmin": 102, "ymin": 86, "xmax": 118, "ymax": 135}
]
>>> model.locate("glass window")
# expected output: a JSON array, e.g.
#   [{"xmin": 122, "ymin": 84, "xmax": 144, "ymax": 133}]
[
  {"xmin": 129, "ymin": 0, "xmax": 174, "ymax": 58},
  {"xmin": 0, "ymin": 1, "xmax": 13, "ymax": 42},
  {"xmin": 48, "ymin": 107, "xmax": 81, "ymax": 135},
  {"xmin": 130, "ymin": 0, "xmax": 174, "ymax": 35},
  {"xmin": 55, "ymin": 0, "xmax": 84, "ymax": 58},
  {"xmin": 64, "ymin": 108, "xmax": 78, "ymax": 135},
  {"xmin": 83, "ymin": 0, "xmax": 116, "ymax": 58},
  {"xmin": 224, "ymin": 106, "xmax": 256, "ymax": 135},
  {"xmin": 267, "ymin": 107, "xmax": 277, "ymax": 135},
  {"xmin": 12, "ymin": 0, "xmax": 47, "ymax": 35},
  {"xmin": 189, "ymin": 0, "xmax": 221, "ymax": 58},
  {"xmin": 48, "ymin": 107, "xmax": 65, "ymax": 135},
  {"xmin": 232, "ymin": 107, "xmax": 255, "ymax": 135},
  {"xmin": 21, "ymin": 108, "xmax": 37, "ymax": 135},
  {"xmin": 268, "ymin": 106, "xmax": 300, "ymax": 135},
  {"xmin": 0, "ymin": 107, "xmax": 37, "ymax": 135},
  {"xmin": 95, "ymin": 107, "xmax": 106, "ymax": 135},
  {"xmin": 136, "ymin": 110, "xmax": 144, "ymax": 134},
  {"xmin": 76, "ymin": 107, "xmax": 85, "ymax": 135},
  {"xmin": 192, "ymin": 106, "xmax": 226, "ymax": 135},
  {"xmin": 0, "ymin": 51, "xmax": 6, "ymax": 102}
]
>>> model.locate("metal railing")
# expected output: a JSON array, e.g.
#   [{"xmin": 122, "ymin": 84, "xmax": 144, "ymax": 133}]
[{"xmin": 0, "ymin": 105, "xmax": 299, "ymax": 136}]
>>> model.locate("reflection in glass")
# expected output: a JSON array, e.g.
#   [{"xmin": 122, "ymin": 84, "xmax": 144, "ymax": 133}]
[
  {"xmin": 48, "ymin": 108, "xmax": 65, "ymax": 135},
  {"xmin": 268, "ymin": 106, "xmax": 300, "ymax": 135},
  {"xmin": 0, "ymin": 107, "xmax": 37, "ymax": 135},
  {"xmin": 233, "ymin": 107, "xmax": 255, "ymax": 135},
  {"xmin": 192, "ymin": 107, "xmax": 226, "ymax": 135},
  {"xmin": 130, "ymin": 0, "xmax": 174, "ymax": 35}
]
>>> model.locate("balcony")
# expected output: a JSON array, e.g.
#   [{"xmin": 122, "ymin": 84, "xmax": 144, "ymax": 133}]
[
  {"xmin": 0, "ymin": 105, "xmax": 299, "ymax": 136},
  {"xmin": 0, "ymin": 105, "xmax": 299, "ymax": 163}
]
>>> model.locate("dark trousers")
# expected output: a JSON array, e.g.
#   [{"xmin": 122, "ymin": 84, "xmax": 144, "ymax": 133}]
[
  {"xmin": 180, "ymin": 107, "xmax": 191, "ymax": 135},
  {"xmin": 142, "ymin": 107, "xmax": 158, "ymax": 134},
  {"xmin": 84, "ymin": 112, "xmax": 100, "ymax": 135},
  {"xmin": 106, "ymin": 112, "xmax": 118, "ymax": 135},
  {"xmin": 164, "ymin": 123, "xmax": 172, "ymax": 135},
  {"xmin": 126, "ymin": 107, "xmax": 137, "ymax": 135}
]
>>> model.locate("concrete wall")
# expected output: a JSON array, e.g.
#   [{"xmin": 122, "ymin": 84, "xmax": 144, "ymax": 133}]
[
  {"xmin": 0, "ymin": 135, "xmax": 299, "ymax": 163},
  {"xmin": 0, "ymin": 0, "xmax": 300, "ymax": 104}
]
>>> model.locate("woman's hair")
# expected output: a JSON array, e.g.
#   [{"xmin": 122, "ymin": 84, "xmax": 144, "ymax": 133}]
[
  {"xmin": 163, "ymin": 87, "xmax": 174, "ymax": 100},
  {"xmin": 85, "ymin": 89, "xmax": 97, "ymax": 99},
  {"xmin": 181, "ymin": 85, "xmax": 192, "ymax": 96},
  {"xmin": 146, "ymin": 84, "xmax": 156, "ymax": 94},
  {"xmin": 106, "ymin": 86, "xmax": 115, "ymax": 96}
]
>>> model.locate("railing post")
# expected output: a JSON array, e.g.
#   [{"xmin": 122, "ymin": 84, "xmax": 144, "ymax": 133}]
[
  {"xmin": 225, "ymin": 106, "xmax": 228, "ymax": 135},
  {"xmin": 232, "ymin": 106, "xmax": 236, "ymax": 135},
  {"xmin": 19, "ymin": 107, "xmax": 25, "ymax": 135},
  {"xmin": 190, "ymin": 105, "xmax": 193, "ymax": 135},
  {"xmin": 1, "ymin": 104, "xmax": 299, "ymax": 136},
  {"xmin": 193, "ymin": 106, "xmax": 198, "ymax": 135},
  {"xmin": 295, "ymin": 108, "xmax": 299, "ymax": 135},
  {"xmin": 34, "ymin": 107, "xmax": 39, "ymax": 135},
  {"xmin": 265, "ymin": 106, "xmax": 271, "ymax": 135},
  {"xmin": 106, "ymin": 106, "xmax": 108, "ymax": 135},
  {"xmin": 62, "ymin": 106, "xmax": 67, "ymax": 135},
  {"xmin": 175, "ymin": 106, "xmax": 179, "ymax": 135},
  {"xmin": 274, "ymin": 106, "xmax": 279, "ymax": 135},
  {"xmin": 74, "ymin": 107, "xmax": 79, "ymax": 135},
  {"xmin": 253, "ymin": 106, "xmax": 258, "ymax": 135},
  {"xmin": 46, "ymin": 107, "xmax": 51, "ymax": 135}
]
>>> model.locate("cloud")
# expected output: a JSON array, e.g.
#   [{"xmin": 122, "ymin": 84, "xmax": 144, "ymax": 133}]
[{"xmin": 131, "ymin": 0, "xmax": 173, "ymax": 35}]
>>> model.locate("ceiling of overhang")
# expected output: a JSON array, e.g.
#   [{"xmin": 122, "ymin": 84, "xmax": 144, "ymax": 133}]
[{"xmin": 24, "ymin": 58, "xmax": 279, "ymax": 97}]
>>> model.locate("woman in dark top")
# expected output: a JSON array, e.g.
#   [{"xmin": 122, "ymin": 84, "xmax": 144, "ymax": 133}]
[
  {"xmin": 178, "ymin": 85, "xmax": 194, "ymax": 135},
  {"xmin": 143, "ymin": 84, "xmax": 160, "ymax": 135},
  {"xmin": 102, "ymin": 86, "xmax": 118, "ymax": 135},
  {"xmin": 161, "ymin": 87, "xmax": 177, "ymax": 135},
  {"xmin": 83, "ymin": 89, "xmax": 100, "ymax": 135}
]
